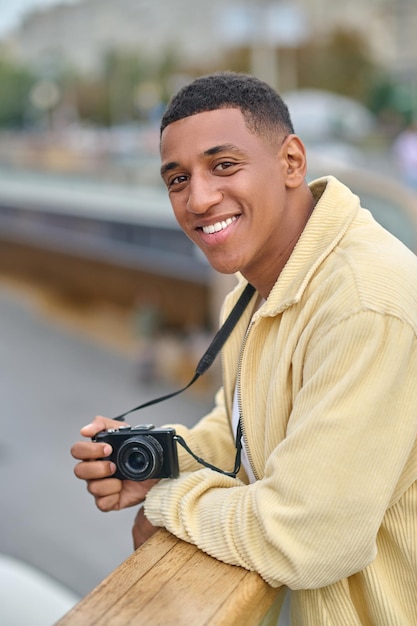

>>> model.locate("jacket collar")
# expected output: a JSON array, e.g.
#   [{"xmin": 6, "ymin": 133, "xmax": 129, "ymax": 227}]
[{"xmin": 230, "ymin": 176, "xmax": 361, "ymax": 317}]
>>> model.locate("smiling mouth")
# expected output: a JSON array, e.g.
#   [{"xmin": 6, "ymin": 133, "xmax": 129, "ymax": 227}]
[{"xmin": 201, "ymin": 216, "xmax": 237, "ymax": 235}]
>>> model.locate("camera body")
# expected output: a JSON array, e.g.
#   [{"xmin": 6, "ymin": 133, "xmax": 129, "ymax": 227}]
[{"xmin": 93, "ymin": 424, "xmax": 179, "ymax": 481}]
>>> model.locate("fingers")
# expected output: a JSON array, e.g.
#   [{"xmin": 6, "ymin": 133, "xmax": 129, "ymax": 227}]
[
  {"xmin": 86, "ymin": 479, "xmax": 123, "ymax": 512},
  {"xmin": 87, "ymin": 477, "xmax": 121, "ymax": 498},
  {"xmin": 71, "ymin": 415, "xmax": 133, "ymax": 513},
  {"xmin": 71, "ymin": 414, "xmax": 130, "ymax": 463},
  {"xmin": 71, "ymin": 439, "xmax": 111, "ymax": 462},
  {"xmin": 95, "ymin": 493, "xmax": 123, "ymax": 512},
  {"xmin": 79, "ymin": 415, "xmax": 130, "ymax": 438},
  {"xmin": 88, "ymin": 478, "xmax": 122, "ymax": 511},
  {"xmin": 86, "ymin": 478, "xmax": 145, "ymax": 512},
  {"xmin": 73, "ymin": 458, "xmax": 116, "ymax": 480}
]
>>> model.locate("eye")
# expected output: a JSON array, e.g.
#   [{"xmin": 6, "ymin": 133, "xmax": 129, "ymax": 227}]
[
  {"xmin": 167, "ymin": 174, "xmax": 188, "ymax": 189},
  {"xmin": 214, "ymin": 161, "xmax": 235, "ymax": 172}
]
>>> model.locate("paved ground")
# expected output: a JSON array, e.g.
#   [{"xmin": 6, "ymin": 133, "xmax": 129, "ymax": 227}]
[{"xmin": 0, "ymin": 284, "xmax": 213, "ymax": 600}]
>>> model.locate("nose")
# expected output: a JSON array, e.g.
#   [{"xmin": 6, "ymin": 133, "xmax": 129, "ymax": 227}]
[{"xmin": 186, "ymin": 173, "xmax": 223, "ymax": 214}]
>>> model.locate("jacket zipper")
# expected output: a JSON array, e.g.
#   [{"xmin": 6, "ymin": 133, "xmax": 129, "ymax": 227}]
[{"xmin": 236, "ymin": 319, "xmax": 260, "ymax": 481}]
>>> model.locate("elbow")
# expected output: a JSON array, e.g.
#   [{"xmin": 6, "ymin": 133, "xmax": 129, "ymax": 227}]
[
  {"xmin": 288, "ymin": 546, "xmax": 376, "ymax": 590},
  {"xmin": 260, "ymin": 532, "xmax": 378, "ymax": 590}
]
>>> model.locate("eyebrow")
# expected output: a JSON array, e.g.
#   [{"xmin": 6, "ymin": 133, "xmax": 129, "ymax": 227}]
[
  {"xmin": 160, "ymin": 161, "xmax": 179, "ymax": 177},
  {"xmin": 203, "ymin": 143, "xmax": 241, "ymax": 156},
  {"xmin": 160, "ymin": 143, "xmax": 242, "ymax": 177}
]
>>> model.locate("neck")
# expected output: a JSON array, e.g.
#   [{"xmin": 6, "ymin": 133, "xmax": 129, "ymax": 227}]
[{"xmin": 248, "ymin": 186, "xmax": 316, "ymax": 299}]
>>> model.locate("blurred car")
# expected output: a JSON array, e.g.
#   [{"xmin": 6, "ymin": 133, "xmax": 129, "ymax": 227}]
[
  {"xmin": 307, "ymin": 155, "xmax": 417, "ymax": 253},
  {"xmin": 283, "ymin": 89, "xmax": 376, "ymax": 143}
]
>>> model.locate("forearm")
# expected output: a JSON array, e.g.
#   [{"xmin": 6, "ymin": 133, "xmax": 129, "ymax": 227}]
[
  {"xmin": 146, "ymin": 315, "xmax": 417, "ymax": 589},
  {"xmin": 144, "ymin": 464, "xmax": 380, "ymax": 590}
]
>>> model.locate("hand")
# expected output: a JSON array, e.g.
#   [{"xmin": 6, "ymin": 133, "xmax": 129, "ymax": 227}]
[
  {"xmin": 71, "ymin": 415, "xmax": 159, "ymax": 512},
  {"xmin": 132, "ymin": 507, "xmax": 159, "ymax": 550}
]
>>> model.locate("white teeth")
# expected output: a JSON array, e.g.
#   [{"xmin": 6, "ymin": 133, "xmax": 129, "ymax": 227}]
[{"xmin": 202, "ymin": 216, "xmax": 236, "ymax": 235}]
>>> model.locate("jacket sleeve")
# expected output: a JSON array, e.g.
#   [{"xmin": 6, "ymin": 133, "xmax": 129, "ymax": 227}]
[{"xmin": 145, "ymin": 311, "xmax": 417, "ymax": 589}]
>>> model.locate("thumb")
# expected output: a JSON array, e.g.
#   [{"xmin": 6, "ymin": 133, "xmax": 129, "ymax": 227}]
[{"xmin": 80, "ymin": 415, "xmax": 130, "ymax": 438}]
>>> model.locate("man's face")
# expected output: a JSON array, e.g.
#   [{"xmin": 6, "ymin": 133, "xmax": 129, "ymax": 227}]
[{"xmin": 160, "ymin": 108, "xmax": 293, "ymax": 290}]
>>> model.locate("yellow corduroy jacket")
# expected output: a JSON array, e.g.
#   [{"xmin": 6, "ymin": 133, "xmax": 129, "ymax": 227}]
[{"xmin": 145, "ymin": 176, "xmax": 417, "ymax": 625}]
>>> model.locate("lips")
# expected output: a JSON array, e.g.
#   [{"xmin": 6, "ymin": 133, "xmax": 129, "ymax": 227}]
[{"xmin": 201, "ymin": 216, "xmax": 237, "ymax": 234}]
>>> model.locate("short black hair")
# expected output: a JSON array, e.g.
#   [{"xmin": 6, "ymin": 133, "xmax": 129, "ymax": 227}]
[{"xmin": 160, "ymin": 71, "xmax": 294, "ymax": 140}]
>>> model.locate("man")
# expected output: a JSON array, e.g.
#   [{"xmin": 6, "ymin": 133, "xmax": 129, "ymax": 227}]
[{"xmin": 71, "ymin": 72, "xmax": 417, "ymax": 625}]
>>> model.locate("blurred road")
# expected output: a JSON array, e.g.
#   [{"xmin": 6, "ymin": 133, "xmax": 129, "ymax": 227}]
[{"xmin": 0, "ymin": 285, "xmax": 212, "ymax": 599}]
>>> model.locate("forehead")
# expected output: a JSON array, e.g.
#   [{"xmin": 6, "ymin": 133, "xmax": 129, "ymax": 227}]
[{"xmin": 160, "ymin": 108, "xmax": 270, "ymax": 161}]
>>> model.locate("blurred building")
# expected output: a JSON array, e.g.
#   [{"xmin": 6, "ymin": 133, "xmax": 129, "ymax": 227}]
[
  {"xmin": 6, "ymin": 0, "xmax": 244, "ymax": 74},
  {"xmin": 3, "ymin": 0, "xmax": 417, "ymax": 85},
  {"xmin": 306, "ymin": 0, "xmax": 417, "ymax": 81}
]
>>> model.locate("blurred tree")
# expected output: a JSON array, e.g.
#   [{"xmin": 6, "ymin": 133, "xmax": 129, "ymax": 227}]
[
  {"xmin": 0, "ymin": 55, "xmax": 35, "ymax": 128},
  {"xmin": 103, "ymin": 49, "xmax": 147, "ymax": 125},
  {"xmin": 74, "ymin": 78, "xmax": 111, "ymax": 126},
  {"xmin": 368, "ymin": 73, "xmax": 397, "ymax": 115},
  {"xmin": 154, "ymin": 46, "xmax": 182, "ymax": 104},
  {"xmin": 191, "ymin": 46, "xmax": 252, "ymax": 77},
  {"xmin": 186, "ymin": 28, "xmax": 378, "ymax": 106},
  {"xmin": 69, "ymin": 49, "xmax": 149, "ymax": 127},
  {"xmin": 296, "ymin": 28, "xmax": 376, "ymax": 103},
  {"xmin": 73, "ymin": 47, "xmax": 180, "ymax": 126}
]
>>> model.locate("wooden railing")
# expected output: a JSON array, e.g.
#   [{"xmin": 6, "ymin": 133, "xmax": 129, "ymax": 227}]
[{"xmin": 55, "ymin": 529, "xmax": 284, "ymax": 626}]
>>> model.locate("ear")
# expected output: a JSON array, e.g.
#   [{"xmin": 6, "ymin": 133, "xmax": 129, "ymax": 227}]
[{"xmin": 280, "ymin": 135, "xmax": 307, "ymax": 188}]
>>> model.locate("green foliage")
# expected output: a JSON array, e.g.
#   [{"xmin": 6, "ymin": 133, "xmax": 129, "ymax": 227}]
[
  {"xmin": 2, "ymin": 29, "xmax": 405, "ymax": 131},
  {"xmin": 0, "ymin": 45, "xmax": 181, "ymax": 129},
  {"xmin": 0, "ymin": 55, "xmax": 35, "ymax": 128},
  {"xmin": 296, "ymin": 28, "xmax": 376, "ymax": 103},
  {"xmin": 74, "ymin": 47, "xmax": 180, "ymax": 126},
  {"xmin": 367, "ymin": 74, "xmax": 397, "ymax": 114},
  {"xmin": 197, "ymin": 28, "xmax": 382, "ymax": 113}
]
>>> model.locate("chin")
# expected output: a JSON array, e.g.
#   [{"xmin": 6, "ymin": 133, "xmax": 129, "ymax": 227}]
[{"xmin": 210, "ymin": 261, "xmax": 242, "ymax": 275}]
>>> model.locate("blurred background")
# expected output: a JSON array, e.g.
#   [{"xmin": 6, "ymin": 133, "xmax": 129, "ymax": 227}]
[{"xmin": 1, "ymin": 0, "xmax": 417, "ymax": 623}]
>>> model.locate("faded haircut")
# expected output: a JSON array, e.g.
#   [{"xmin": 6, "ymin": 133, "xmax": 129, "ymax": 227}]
[{"xmin": 160, "ymin": 71, "xmax": 294, "ymax": 141}]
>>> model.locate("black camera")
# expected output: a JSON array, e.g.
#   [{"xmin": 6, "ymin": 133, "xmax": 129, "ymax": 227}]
[{"xmin": 93, "ymin": 424, "xmax": 179, "ymax": 481}]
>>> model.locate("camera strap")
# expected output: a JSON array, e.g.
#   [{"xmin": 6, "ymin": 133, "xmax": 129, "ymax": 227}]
[
  {"xmin": 112, "ymin": 282, "xmax": 256, "ymax": 479},
  {"xmin": 114, "ymin": 282, "xmax": 255, "ymax": 420}
]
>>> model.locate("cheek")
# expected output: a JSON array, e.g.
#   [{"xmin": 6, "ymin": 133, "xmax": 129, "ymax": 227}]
[
  {"xmin": 170, "ymin": 199, "xmax": 197, "ymax": 241},
  {"xmin": 170, "ymin": 197, "xmax": 185, "ymax": 225}
]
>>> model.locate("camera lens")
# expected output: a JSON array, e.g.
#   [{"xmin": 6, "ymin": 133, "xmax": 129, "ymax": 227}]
[
  {"xmin": 116, "ymin": 436, "xmax": 163, "ymax": 481},
  {"xmin": 128, "ymin": 450, "xmax": 148, "ymax": 472}
]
